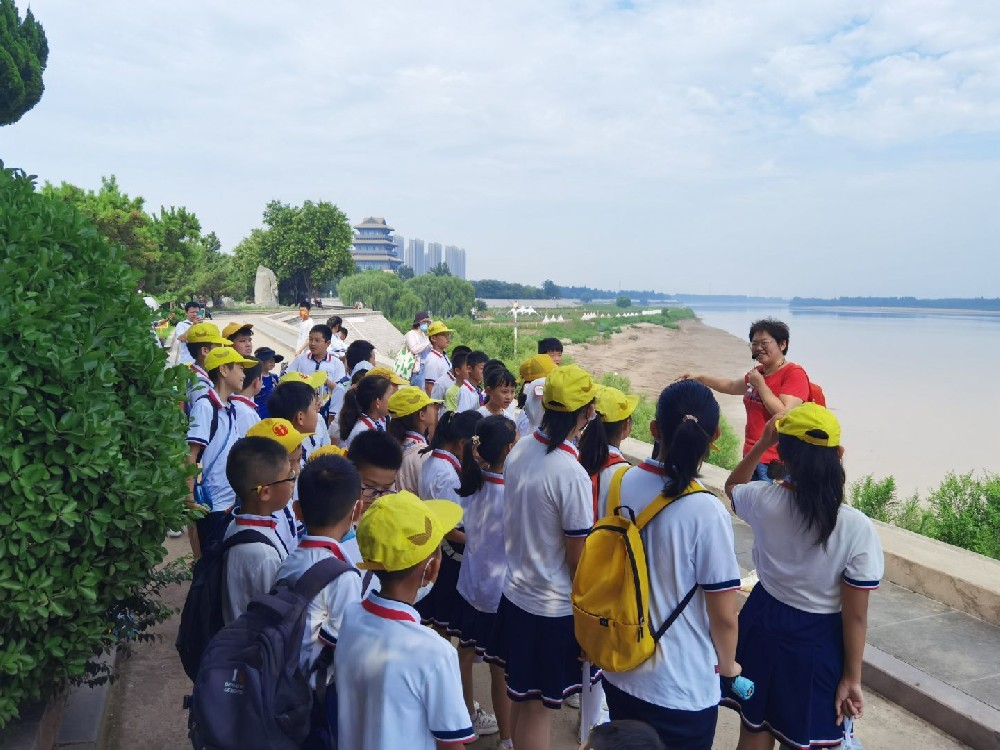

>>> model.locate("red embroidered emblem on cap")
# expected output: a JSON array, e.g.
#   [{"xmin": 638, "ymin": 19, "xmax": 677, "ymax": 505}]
[{"xmin": 273, "ymin": 424, "xmax": 289, "ymax": 437}]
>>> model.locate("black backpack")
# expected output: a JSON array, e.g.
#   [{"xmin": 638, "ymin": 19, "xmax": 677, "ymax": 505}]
[
  {"xmin": 176, "ymin": 529, "xmax": 278, "ymax": 681},
  {"xmin": 188, "ymin": 557, "xmax": 356, "ymax": 750}
]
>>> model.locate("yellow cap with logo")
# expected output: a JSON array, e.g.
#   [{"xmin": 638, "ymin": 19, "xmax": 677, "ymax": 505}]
[
  {"xmin": 776, "ymin": 402, "xmax": 840, "ymax": 448},
  {"xmin": 222, "ymin": 322, "xmax": 254, "ymax": 339},
  {"xmin": 387, "ymin": 386, "xmax": 442, "ymax": 418},
  {"xmin": 205, "ymin": 347, "xmax": 257, "ymax": 372},
  {"xmin": 357, "ymin": 491, "xmax": 463, "ymax": 572},
  {"xmin": 280, "ymin": 371, "xmax": 326, "ymax": 389},
  {"xmin": 427, "ymin": 321, "xmax": 455, "ymax": 337},
  {"xmin": 366, "ymin": 366, "xmax": 408, "ymax": 386},
  {"xmin": 247, "ymin": 418, "xmax": 313, "ymax": 453},
  {"xmin": 186, "ymin": 322, "xmax": 230, "ymax": 346},
  {"xmin": 518, "ymin": 354, "xmax": 556, "ymax": 384}
]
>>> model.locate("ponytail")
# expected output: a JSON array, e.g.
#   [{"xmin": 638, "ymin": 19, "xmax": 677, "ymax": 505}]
[
  {"xmin": 776, "ymin": 434, "xmax": 844, "ymax": 548},
  {"xmin": 423, "ymin": 410, "xmax": 481, "ymax": 455},
  {"xmin": 458, "ymin": 415, "xmax": 516, "ymax": 497},
  {"xmin": 577, "ymin": 418, "xmax": 610, "ymax": 476},
  {"xmin": 386, "ymin": 409, "xmax": 422, "ymax": 444},
  {"xmin": 339, "ymin": 389, "xmax": 361, "ymax": 442},
  {"xmin": 540, "ymin": 401, "xmax": 592, "ymax": 454},
  {"xmin": 340, "ymin": 376, "xmax": 390, "ymax": 441},
  {"xmin": 655, "ymin": 380, "xmax": 719, "ymax": 495}
]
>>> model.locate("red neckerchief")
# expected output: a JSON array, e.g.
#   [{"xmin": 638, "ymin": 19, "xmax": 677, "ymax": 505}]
[
  {"xmin": 362, "ymin": 595, "xmax": 418, "ymax": 623},
  {"xmin": 230, "ymin": 395, "xmax": 257, "ymax": 409},
  {"xmin": 405, "ymin": 430, "xmax": 427, "ymax": 445},
  {"xmin": 461, "ymin": 380, "xmax": 476, "ymax": 393},
  {"xmin": 483, "ymin": 471, "xmax": 504, "ymax": 486},
  {"xmin": 298, "ymin": 537, "xmax": 347, "ymax": 562},
  {"xmin": 431, "ymin": 449, "xmax": 461, "ymax": 474},
  {"xmin": 191, "ymin": 364, "xmax": 210, "ymax": 382},
  {"xmin": 638, "ymin": 459, "xmax": 666, "ymax": 476},
  {"xmin": 234, "ymin": 516, "xmax": 277, "ymax": 529},
  {"xmin": 533, "ymin": 430, "xmax": 579, "ymax": 459}
]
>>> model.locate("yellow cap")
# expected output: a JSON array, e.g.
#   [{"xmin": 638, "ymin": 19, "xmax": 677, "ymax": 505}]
[
  {"xmin": 308, "ymin": 444, "xmax": 349, "ymax": 461},
  {"xmin": 222, "ymin": 322, "xmax": 254, "ymax": 339},
  {"xmin": 518, "ymin": 354, "xmax": 556, "ymax": 384},
  {"xmin": 280, "ymin": 371, "xmax": 326, "ymax": 389},
  {"xmin": 542, "ymin": 364, "xmax": 597, "ymax": 413},
  {"xmin": 595, "ymin": 386, "xmax": 640, "ymax": 423},
  {"xmin": 776, "ymin": 403, "xmax": 841, "ymax": 448},
  {"xmin": 247, "ymin": 418, "xmax": 313, "ymax": 452},
  {"xmin": 357, "ymin": 491, "xmax": 463, "ymax": 572},
  {"xmin": 387, "ymin": 386, "xmax": 442, "ymax": 418},
  {"xmin": 186, "ymin": 322, "xmax": 230, "ymax": 346},
  {"xmin": 205, "ymin": 347, "xmax": 257, "ymax": 372},
  {"xmin": 366, "ymin": 366, "xmax": 408, "ymax": 386},
  {"xmin": 427, "ymin": 321, "xmax": 455, "ymax": 337}
]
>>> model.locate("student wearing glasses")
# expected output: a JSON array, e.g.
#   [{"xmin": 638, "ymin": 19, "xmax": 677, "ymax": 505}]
[
  {"xmin": 220, "ymin": 437, "xmax": 297, "ymax": 624},
  {"xmin": 679, "ymin": 318, "xmax": 810, "ymax": 481},
  {"xmin": 340, "ymin": 431, "xmax": 404, "ymax": 566}
]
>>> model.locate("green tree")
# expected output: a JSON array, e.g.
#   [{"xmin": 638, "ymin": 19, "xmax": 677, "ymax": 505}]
[
  {"xmin": 337, "ymin": 270, "xmax": 422, "ymax": 322},
  {"xmin": 542, "ymin": 279, "xmax": 560, "ymax": 299},
  {"xmin": 233, "ymin": 200, "xmax": 355, "ymax": 304},
  {"xmin": 615, "ymin": 294, "xmax": 632, "ymax": 308},
  {"xmin": 397, "ymin": 265, "xmax": 415, "ymax": 280},
  {"xmin": 0, "ymin": 163, "xmax": 191, "ymax": 727},
  {"xmin": 405, "ymin": 274, "xmax": 476, "ymax": 318},
  {"xmin": 0, "ymin": 0, "xmax": 47, "ymax": 126},
  {"xmin": 429, "ymin": 262, "xmax": 452, "ymax": 277}
]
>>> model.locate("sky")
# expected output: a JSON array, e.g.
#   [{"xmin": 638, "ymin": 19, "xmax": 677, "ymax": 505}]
[{"xmin": 3, "ymin": 0, "xmax": 1000, "ymax": 297}]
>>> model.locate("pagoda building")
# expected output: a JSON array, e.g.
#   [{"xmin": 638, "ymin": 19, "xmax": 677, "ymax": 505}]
[{"xmin": 351, "ymin": 217, "xmax": 403, "ymax": 271}]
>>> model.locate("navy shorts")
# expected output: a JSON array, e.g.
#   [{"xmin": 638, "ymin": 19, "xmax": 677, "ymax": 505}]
[
  {"xmin": 487, "ymin": 595, "xmax": 600, "ymax": 708},
  {"xmin": 604, "ymin": 680, "xmax": 718, "ymax": 750},
  {"xmin": 415, "ymin": 544, "xmax": 463, "ymax": 634},
  {"xmin": 721, "ymin": 583, "xmax": 844, "ymax": 749}
]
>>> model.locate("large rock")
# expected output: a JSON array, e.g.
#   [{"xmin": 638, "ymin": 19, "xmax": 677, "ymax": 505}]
[{"xmin": 254, "ymin": 265, "xmax": 279, "ymax": 307}]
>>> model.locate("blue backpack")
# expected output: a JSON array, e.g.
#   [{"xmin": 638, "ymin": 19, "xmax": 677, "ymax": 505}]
[{"xmin": 188, "ymin": 557, "xmax": 356, "ymax": 750}]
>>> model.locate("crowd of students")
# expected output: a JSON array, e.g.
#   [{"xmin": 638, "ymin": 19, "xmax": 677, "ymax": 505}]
[{"xmin": 178, "ymin": 311, "xmax": 883, "ymax": 750}]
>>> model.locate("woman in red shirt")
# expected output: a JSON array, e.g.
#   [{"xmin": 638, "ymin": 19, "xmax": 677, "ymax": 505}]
[{"xmin": 681, "ymin": 319, "xmax": 809, "ymax": 481}]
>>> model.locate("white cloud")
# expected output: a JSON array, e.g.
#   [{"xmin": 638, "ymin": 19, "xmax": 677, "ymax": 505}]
[{"xmin": 3, "ymin": 0, "xmax": 999, "ymax": 295}]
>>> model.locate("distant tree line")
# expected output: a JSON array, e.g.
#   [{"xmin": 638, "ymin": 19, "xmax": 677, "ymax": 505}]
[{"xmin": 791, "ymin": 296, "xmax": 1000, "ymax": 311}]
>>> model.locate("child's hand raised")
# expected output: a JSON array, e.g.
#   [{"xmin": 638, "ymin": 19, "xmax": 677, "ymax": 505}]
[{"xmin": 758, "ymin": 415, "xmax": 780, "ymax": 449}]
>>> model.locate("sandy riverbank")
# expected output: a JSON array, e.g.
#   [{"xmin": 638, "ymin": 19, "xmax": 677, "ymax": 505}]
[{"xmin": 565, "ymin": 319, "xmax": 751, "ymax": 439}]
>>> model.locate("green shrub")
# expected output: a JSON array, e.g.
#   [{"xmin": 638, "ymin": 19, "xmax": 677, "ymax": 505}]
[
  {"xmin": 0, "ymin": 164, "xmax": 191, "ymax": 726},
  {"xmin": 928, "ymin": 473, "xmax": 1000, "ymax": 559},
  {"xmin": 849, "ymin": 475, "xmax": 898, "ymax": 522}
]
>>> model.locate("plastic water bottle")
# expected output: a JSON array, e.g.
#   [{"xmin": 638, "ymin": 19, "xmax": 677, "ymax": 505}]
[{"xmin": 842, "ymin": 718, "xmax": 864, "ymax": 749}]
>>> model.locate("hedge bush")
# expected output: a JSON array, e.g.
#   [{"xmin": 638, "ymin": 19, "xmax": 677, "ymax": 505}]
[{"xmin": 0, "ymin": 164, "xmax": 191, "ymax": 726}]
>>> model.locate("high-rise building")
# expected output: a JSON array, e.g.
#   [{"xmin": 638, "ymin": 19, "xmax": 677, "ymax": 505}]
[
  {"xmin": 445, "ymin": 245, "xmax": 466, "ymax": 279},
  {"xmin": 410, "ymin": 238, "xmax": 426, "ymax": 276},
  {"xmin": 351, "ymin": 217, "xmax": 402, "ymax": 272},
  {"xmin": 427, "ymin": 242, "xmax": 443, "ymax": 272}
]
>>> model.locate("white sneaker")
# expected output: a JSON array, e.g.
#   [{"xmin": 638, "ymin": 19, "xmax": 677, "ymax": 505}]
[
  {"xmin": 564, "ymin": 693, "xmax": 581, "ymax": 709},
  {"xmin": 167, "ymin": 529, "xmax": 183, "ymax": 538},
  {"xmin": 472, "ymin": 707, "xmax": 499, "ymax": 736}
]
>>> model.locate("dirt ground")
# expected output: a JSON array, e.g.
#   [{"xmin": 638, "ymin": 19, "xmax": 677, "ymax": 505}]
[{"xmin": 566, "ymin": 319, "xmax": 752, "ymax": 437}]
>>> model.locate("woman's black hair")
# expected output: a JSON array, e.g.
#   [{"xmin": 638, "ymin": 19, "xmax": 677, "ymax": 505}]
[
  {"xmin": 484, "ymin": 367, "xmax": 516, "ymax": 391},
  {"xmin": 385, "ymin": 408, "xmax": 426, "ymax": 444},
  {"xmin": 267, "ymin": 381, "xmax": 316, "ymax": 422},
  {"xmin": 654, "ymin": 380, "xmax": 719, "ymax": 495},
  {"xmin": 421, "ymin": 410, "xmax": 481, "ymax": 455},
  {"xmin": 749, "ymin": 318, "xmax": 790, "ymax": 355},
  {"xmin": 776, "ymin": 434, "xmax": 844, "ymax": 548},
  {"xmin": 339, "ymin": 376, "xmax": 391, "ymax": 442},
  {"xmin": 458, "ymin": 415, "xmax": 516, "ymax": 497},
  {"xmin": 539, "ymin": 402, "xmax": 592, "ymax": 454},
  {"xmin": 578, "ymin": 417, "xmax": 629, "ymax": 476}
]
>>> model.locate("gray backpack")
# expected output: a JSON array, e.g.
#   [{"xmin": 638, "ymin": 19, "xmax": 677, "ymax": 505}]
[{"xmin": 188, "ymin": 557, "xmax": 356, "ymax": 749}]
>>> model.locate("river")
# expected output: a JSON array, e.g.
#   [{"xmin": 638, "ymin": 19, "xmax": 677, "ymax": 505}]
[{"xmin": 688, "ymin": 304, "xmax": 1000, "ymax": 500}]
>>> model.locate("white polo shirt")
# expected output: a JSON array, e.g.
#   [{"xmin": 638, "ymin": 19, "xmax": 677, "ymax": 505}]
[
  {"xmin": 595, "ymin": 445, "xmax": 632, "ymax": 518},
  {"xmin": 430, "ymin": 371, "xmax": 456, "ymax": 400},
  {"xmin": 422, "ymin": 349, "xmax": 451, "ymax": 387},
  {"xmin": 187, "ymin": 389, "xmax": 239, "ymax": 513},
  {"xmin": 175, "ymin": 319, "xmax": 195, "ymax": 365},
  {"xmin": 602, "ymin": 460, "xmax": 742, "ymax": 712},
  {"xmin": 274, "ymin": 536, "xmax": 362, "ymax": 684},
  {"xmin": 186, "ymin": 364, "xmax": 212, "ymax": 411},
  {"xmin": 396, "ymin": 432, "xmax": 430, "ymax": 494},
  {"xmin": 295, "ymin": 317, "xmax": 313, "ymax": 353},
  {"xmin": 326, "ymin": 383, "xmax": 347, "ymax": 425},
  {"xmin": 343, "ymin": 414, "xmax": 386, "ymax": 448},
  {"xmin": 288, "ymin": 351, "xmax": 346, "ymax": 392},
  {"xmin": 456, "ymin": 471, "xmax": 507, "ymax": 614},
  {"xmin": 731, "ymin": 481, "xmax": 884, "ymax": 613},
  {"xmin": 502, "ymin": 430, "xmax": 593, "ymax": 618},
  {"xmin": 300, "ymin": 431, "xmax": 331, "ymax": 466},
  {"xmin": 419, "ymin": 449, "xmax": 462, "ymax": 504},
  {"xmin": 477, "ymin": 403, "xmax": 517, "ymax": 421},
  {"xmin": 456, "ymin": 380, "xmax": 481, "ymax": 413},
  {"xmin": 221, "ymin": 514, "xmax": 290, "ymax": 624},
  {"xmin": 230, "ymin": 395, "xmax": 260, "ymax": 436},
  {"xmin": 335, "ymin": 593, "xmax": 476, "ymax": 750},
  {"xmin": 517, "ymin": 377, "xmax": 546, "ymax": 438}
]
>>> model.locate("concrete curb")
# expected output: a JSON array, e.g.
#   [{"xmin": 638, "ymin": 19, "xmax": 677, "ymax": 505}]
[{"xmin": 864, "ymin": 644, "xmax": 1000, "ymax": 750}]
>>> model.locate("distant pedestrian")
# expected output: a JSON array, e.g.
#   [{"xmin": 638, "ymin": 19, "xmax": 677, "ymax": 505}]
[
  {"xmin": 174, "ymin": 301, "xmax": 202, "ymax": 365},
  {"xmin": 404, "ymin": 311, "xmax": 432, "ymax": 388}
]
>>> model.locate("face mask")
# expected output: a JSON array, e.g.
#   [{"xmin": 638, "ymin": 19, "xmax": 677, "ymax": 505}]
[
  {"xmin": 419, "ymin": 323, "xmax": 429, "ymax": 332},
  {"xmin": 340, "ymin": 527, "xmax": 356, "ymax": 543},
  {"xmin": 414, "ymin": 558, "xmax": 435, "ymax": 603}
]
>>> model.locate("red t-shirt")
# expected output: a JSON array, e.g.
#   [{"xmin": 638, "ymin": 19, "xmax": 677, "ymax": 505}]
[{"xmin": 743, "ymin": 362, "xmax": 810, "ymax": 463}]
